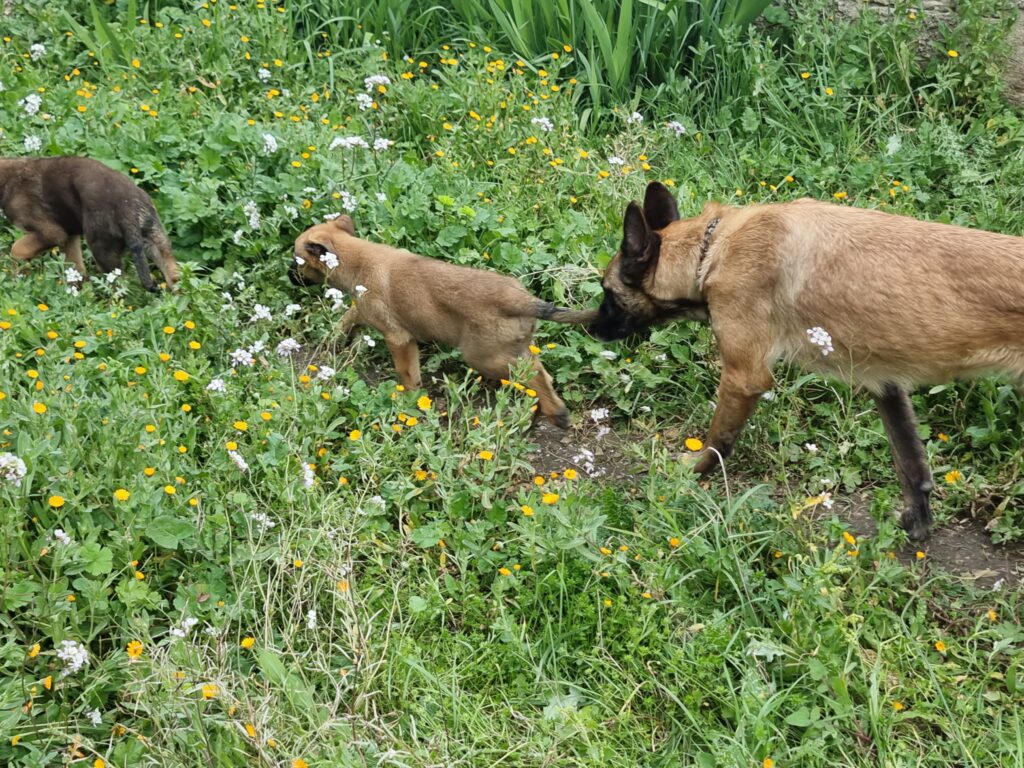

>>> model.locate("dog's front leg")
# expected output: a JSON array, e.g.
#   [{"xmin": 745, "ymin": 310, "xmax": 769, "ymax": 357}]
[
  {"xmin": 872, "ymin": 384, "xmax": 933, "ymax": 540},
  {"xmin": 64, "ymin": 236, "xmax": 87, "ymax": 281},
  {"xmin": 693, "ymin": 360, "xmax": 773, "ymax": 475},
  {"xmin": 335, "ymin": 306, "xmax": 363, "ymax": 345},
  {"xmin": 385, "ymin": 337, "xmax": 422, "ymax": 389}
]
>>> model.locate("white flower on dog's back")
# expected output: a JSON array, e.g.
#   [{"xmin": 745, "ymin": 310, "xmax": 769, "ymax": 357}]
[
  {"xmin": 806, "ymin": 326, "xmax": 835, "ymax": 356},
  {"xmin": 666, "ymin": 120, "xmax": 687, "ymax": 137},
  {"xmin": 249, "ymin": 304, "xmax": 272, "ymax": 323},
  {"xmin": 355, "ymin": 93, "xmax": 373, "ymax": 110},
  {"xmin": 0, "ymin": 453, "xmax": 28, "ymax": 487},
  {"xmin": 244, "ymin": 200, "xmax": 261, "ymax": 230},
  {"xmin": 354, "ymin": 284, "xmax": 368, "ymax": 297},
  {"xmin": 20, "ymin": 93, "xmax": 41, "ymax": 115},
  {"xmin": 56, "ymin": 640, "xmax": 88, "ymax": 677},
  {"xmin": 24, "ymin": 135, "xmax": 42, "ymax": 152},
  {"xmin": 530, "ymin": 117, "xmax": 554, "ymax": 132},
  {"xmin": 230, "ymin": 348, "xmax": 255, "ymax": 367},
  {"xmin": 373, "ymin": 137, "xmax": 393, "ymax": 151},
  {"xmin": 625, "ymin": 111, "xmax": 643, "ymax": 125},
  {"xmin": 29, "ymin": 43, "xmax": 46, "ymax": 60},
  {"xmin": 261, "ymin": 133, "xmax": 278, "ymax": 154},
  {"xmin": 364, "ymin": 74, "xmax": 391, "ymax": 91},
  {"xmin": 320, "ymin": 251, "xmax": 339, "ymax": 270},
  {"xmin": 276, "ymin": 338, "xmax": 301, "ymax": 357},
  {"xmin": 206, "ymin": 377, "xmax": 226, "ymax": 392},
  {"xmin": 284, "ymin": 303, "xmax": 302, "ymax": 317}
]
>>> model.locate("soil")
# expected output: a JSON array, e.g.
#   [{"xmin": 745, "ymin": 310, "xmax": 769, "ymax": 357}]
[{"xmin": 526, "ymin": 409, "xmax": 1024, "ymax": 590}]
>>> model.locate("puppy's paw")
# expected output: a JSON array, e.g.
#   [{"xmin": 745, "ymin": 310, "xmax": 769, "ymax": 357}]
[{"xmin": 900, "ymin": 509, "xmax": 932, "ymax": 542}]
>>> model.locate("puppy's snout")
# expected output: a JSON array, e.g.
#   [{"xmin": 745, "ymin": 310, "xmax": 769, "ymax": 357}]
[{"xmin": 288, "ymin": 261, "xmax": 306, "ymax": 286}]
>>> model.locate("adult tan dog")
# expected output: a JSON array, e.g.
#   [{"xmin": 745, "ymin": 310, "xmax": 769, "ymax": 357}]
[
  {"xmin": 589, "ymin": 181, "xmax": 1024, "ymax": 540},
  {"xmin": 290, "ymin": 215, "xmax": 595, "ymax": 427},
  {"xmin": 0, "ymin": 156, "xmax": 178, "ymax": 291}
]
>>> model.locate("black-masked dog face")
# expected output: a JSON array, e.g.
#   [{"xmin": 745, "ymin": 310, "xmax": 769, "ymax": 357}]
[
  {"xmin": 588, "ymin": 182, "xmax": 682, "ymax": 342},
  {"xmin": 289, "ymin": 214, "xmax": 355, "ymax": 286}
]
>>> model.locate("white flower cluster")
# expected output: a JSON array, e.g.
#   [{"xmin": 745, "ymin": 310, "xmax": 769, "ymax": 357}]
[
  {"xmin": 169, "ymin": 616, "xmax": 199, "ymax": 639},
  {"xmin": 530, "ymin": 116, "xmax": 554, "ymax": 132},
  {"xmin": 355, "ymin": 93, "xmax": 373, "ymax": 110},
  {"xmin": 230, "ymin": 348, "xmax": 255, "ymax": 367},
  {"xmin": 316, "ymin": 365, "xmax": 335, "ymax": 381},
  {"xmin": 24, "ymin": 135, "xmax": 42, "ymax": 152},
  {"xmin": 206, "ymin": 377, "xmax": 226, "ymax": 392},
  {"xmin": 301, "ymin": 462, "xmax": 316, "ymax": 488},
  {"xmin": 625, "ymin": 111, "xmax": 643, "ymax": 125},
  {"xmin": 590, "ymin": 407, "xmax": 611, "ymax": 441},
  {"xmin": 257, "ymin": 67, "xmax": 271, "ymax": 82},
  {"xmin": 29, "ymin": 43, "xmax": 46, "ymax": 60},
  {"xmin": 0, "ymin": 452, "xmax": 28, "ymax": 486},
  {"xmin": 608, "ymin": 156, "xmax": 625, "ymax": 166},
  {"xmin": 228, "ymin": 450, "xmax": 249, "ymax": 472},
  {"xmin": 276, "ymin": 338, "xmax": 301, "ymax": 357},
  {"xmin": 249, "ymin": 303, "xmax": 273, "ymax": 323},
  {"xmin": 284, "ymin": 303, "xmax": 302, "ymax": 318},
  {"xmin": 105, "ymin": 268, "xmax": 122, "ymax": 284},
  {"xmin": 262, "ymin": 133, "xmax": 278, "ymax": 154},
  {"xmin": 306, "ymin": 609, "xmax": 317, "ymax": 629},
  {"xmin": 57, "ymin": 640, "xmax": 89, "ymax": 677},
  {"xmin": 244, "ymin": 200, "xmax": 260, "ymax": 230},
  {"xmin": 325, "ymin": 287, "xmax": 346, "ymax": 311},
  {"xmin": 250, "ymin": 511, "xmax": 276, "ymax": 532},
  {"xmin": 20, "ymin": 93, "xmax": 41, "ymax": 115},
  {"xmin": 806, "ymin": 326, "xmax": 834, "ymax": 356},
  {"xmin": 339, "ymin": 190, "xmax": 357, "ymax": 213},
  {"xmin": 52, "ymin": 529, "xmax": 74, "ymax": 546},
  {"xmin": 320, "ymin": 251, "xmax": 339, "ymax": 270},
  {"xmin": 364, "ymin": 74, "xmax": 391, "ymax": 91},
  {"xmin": 666, "ymin": 121, "xmax": 687, "ymax": 137}
]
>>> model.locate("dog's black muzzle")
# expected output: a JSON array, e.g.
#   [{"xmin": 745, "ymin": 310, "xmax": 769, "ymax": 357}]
[{"xmin": 288, "ymin": 262, "xmax": 312, "ymax": 287}]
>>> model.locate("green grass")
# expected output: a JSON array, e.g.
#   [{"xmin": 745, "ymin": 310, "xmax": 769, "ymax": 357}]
[{"xmin": 1, "ymin": 1, "xmax": 1024, "ymax": 766}]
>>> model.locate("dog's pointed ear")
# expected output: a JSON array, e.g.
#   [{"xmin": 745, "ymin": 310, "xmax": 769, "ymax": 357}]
[
  {"xmin": 332, "ymin": 215, "xmax": 355, "ymax": 236},
  {"xmin": 302, "ymin": 229, "xmax": 334, "ymax": 258},
  {"xmin": 642, "ymin": 182, "xmax": 679, "ymax": 231},
  {"xmin": 619, "ymin": 202, "xmax": 655, "ymax": 284}
]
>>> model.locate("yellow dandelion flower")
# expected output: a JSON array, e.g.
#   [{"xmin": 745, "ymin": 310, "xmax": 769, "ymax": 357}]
[
  {"xmin": 541, "ymin": 492, "xmax": 559, "ymax": 505},
  {"xmin": 684, "ymin": 437, "xmax": 703, "ymax": 451},
  {"xmin": 163, "ymin": 485, "xmax": 176, "ymax": 495},
  {"xmin": 669, "ymin": 537, "xmax": 681, "ymax": 548},
  {"xmin": 293, "ymin": 558, "xmax": 303, "ymax": 568},
  {"xmin": 234, "ymin": 421, "xmax": 248, "ymax": 431},
  {"xmin": 48, "ymin": 495, "xmax": 65, "ymax": 508},
  {"xmin": 201, "ymin": 683, "xmax": 217, "ymax": 699},
  {"xmin": 934, "ymin": 640, "xmax": 947, "ymax": 653},
  {"xmin": 498, "ymin": 567, "xmax": 512, "ymax": 576},
  {"xmin": 349, "ymin": 429, "xmax": 362, "ymax": 441},
  {"xmin": 563, "ymin": 469, "xmax": 577, "ymax": 480},
  {"xmin": 478, "ymin": 450, "xmax": 493, "ymax": 460},
  {"xmin": 417, "ymin": 395, "xmax": 432, "ymax": 411},
  {"xmin": 114, "ymin": 489, "xmax": 130, "ymax": 501},
  {"xmin": 892, "ymin": 700, "xmax": 905, "ymax": 711},
  {"xmin": 127, "ymin": 640, "xmax": 144, "ymax": 658},
  {"xmin": 33, "ymin": 402, "xmax": 48, "ymax": 414},
  {"xmin": 944, "ymin": 469, "xmax": 962, "ymax": 484},
  {"xmin": 162, "ymin": 326, "xmax": 175, "ymax": 334},
  {"xmin": 947, "ymin": 50, "xmax": 959, "ymax": 58},
  {"xmin": 28, "ymin": 643, "xmax": 40, "ymax": 659},
  {"xmin": 241, "ymin": 637, "xmax": 255, "ymax": 649},
  {"xmin": 842, "ymin": 531, "xmax": 857, "ymax": 546}
]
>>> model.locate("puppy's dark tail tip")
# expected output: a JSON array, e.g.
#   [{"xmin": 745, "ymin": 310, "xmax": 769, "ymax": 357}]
[
  {"xmin": 535, "ymin": 301, "xmax": 598, "ymax": 325},
  {"xmin": 130, "ymin": 242, "xmax": 158, "ymax": 292}
]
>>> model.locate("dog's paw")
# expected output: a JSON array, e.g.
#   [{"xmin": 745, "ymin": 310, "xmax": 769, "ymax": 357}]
[{"xmin": 900, "ymin": 509, "xmax": 932, "ymax": 542}]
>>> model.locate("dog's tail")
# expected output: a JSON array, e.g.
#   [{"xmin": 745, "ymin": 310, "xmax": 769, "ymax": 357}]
[
  {"xmin": 147, "ymin": 224, "xmax": 180, "ymax": 291},
  {"xmin": 532, "ymin": 301, "xmax": 598, "ymax": 325}
]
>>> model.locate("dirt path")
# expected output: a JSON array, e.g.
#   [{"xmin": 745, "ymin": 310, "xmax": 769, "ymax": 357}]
[{"xmin": 527, "ymin": 414, "xmax": 1024, "ymax": 590}]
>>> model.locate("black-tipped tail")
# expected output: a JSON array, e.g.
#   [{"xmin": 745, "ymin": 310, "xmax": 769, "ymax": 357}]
[
  {"xmin": 130, "ymin": 242, "xmax": 158, "ymax": 292},
  {"xmin": 534, "ymin": 301, "xmax": 599, "ymax": 325}
]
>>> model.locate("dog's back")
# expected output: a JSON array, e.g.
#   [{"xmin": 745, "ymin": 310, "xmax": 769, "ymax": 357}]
[{"xmin": 729, "ymin": 200, "xmax": 1024, "ymax": 390}]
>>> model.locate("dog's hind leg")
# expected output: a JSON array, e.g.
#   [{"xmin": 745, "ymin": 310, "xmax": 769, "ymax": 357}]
[
  {"xmin": 385, "ymin": 336, "xmax": 422, "ymax": 389},
  {"xmin": 525, "ymin": 357, "xmax": 569, "ymax": 429},
  {"xmin": 11, "ymin": 231, "xmax": 56, "ymax": 267},
  {"xmin": 872, "ymin": 384, "xmax": 933, "ymax": 540}
]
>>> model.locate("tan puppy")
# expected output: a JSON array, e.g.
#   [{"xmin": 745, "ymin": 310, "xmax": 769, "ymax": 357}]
[
  {"xmin": 589, "ymin": 181, "xmax": 1024, "ymax": 540},
  {"xmin": 0, "ymin": 156, "xmax": 178, "ymax": 291},
  {"xmin": 290, "ymin": 215, "xmax": 595, "ymax": 427}
]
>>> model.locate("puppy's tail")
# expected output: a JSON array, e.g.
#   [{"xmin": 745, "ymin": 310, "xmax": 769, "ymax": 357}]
[
  {"xmin": 129, "ymin": 241, "xmax": 158, "ymax": 293},
  {"xmin": 533, "ymin": 301, "xmax": 598, "ymax": 325}
]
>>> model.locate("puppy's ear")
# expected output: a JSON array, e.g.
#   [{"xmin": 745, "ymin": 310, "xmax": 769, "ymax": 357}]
[
  {"xmin": 642, "ymin": 182, "xmax": 679, "ymax": 231},
  {"xmin": 302, "ymin": 231, "xmax": 333, "ymax": 258},
  {"xmin": 620, "ymin": 202, "xmax": 655, "ymax": 285},
  {"xmin": 332, "ymin": 215, "xmax": 356, "ymax": 236}
]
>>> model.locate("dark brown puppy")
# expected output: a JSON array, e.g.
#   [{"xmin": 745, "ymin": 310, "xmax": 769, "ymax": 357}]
[
  {"xmin": 291, "ymin": 215, "xmax": 595, "ymax": 427},
  {"xmin": 590, "ymin": 181, "xmax": 1024, "ymax": 540},
  {"xmin": 0, "ymin": 156, "xmax": 179, "ymax": 291}
]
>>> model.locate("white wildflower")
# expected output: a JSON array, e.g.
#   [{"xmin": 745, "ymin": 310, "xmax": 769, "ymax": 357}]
[
  {"xmin": 232, "ymin": 229, "xmax": 245, "ymax": 245},
  {"xmin": 65, "ymin": 266, "xmax": 82, "ymax": 284},
  {"xmin": 56, "ymin": 640, "xmax": 89, "ymax": 677},
  {"xmin": 316, "ymin": 365, "xmax": 335, "ymax": 381},
  {"xmin": 625, "ymin": 111, "xmax": 643, "ymax": 125},
  {"xmin": 206, "ymin": 377, "xmax": 226, "ymax": 392},
  {"xmin": 339, "ymin": 190, "xmax": 357, "ymax": 212},
  {"xmin": 52, "ymin": 529, "xmax": 73, "ymax": 547},
  {"xmin": 24, "ymin": 134, "xmax": 42, "ymax": 152},
  {"xmin": 666, "ymin": 120, "xmax": 687, "ymax": 137},
  {"xmin": 250, "ymin": 511, "xmax": 276, "ymax": 532},
  {"xmin": 244, "ymin": 200, "xmax": 260, "ymax": 230},
  {"xmin": 608, "ymin": 156, "xmax": 625, "ymax": 166},
  {"xmin": 257, "ymin": 67, "xmax": 271, "ymax": 82},
  {"xmin": 364, "ymin": 74, "xmax": 391, "ymax": 91},
  {"xmin": 283, "ymin": 205, "xmax": 298, "ymax": 218},
  {"xmin": 804, "ymin": 443, "xmax": 818, "ymax": 453},
  {"xmin": 105, "ymin": 268, "xmax": 122, "ymax": 284},
  {"xmin": 29, "ymin": 43, "xmax": 46, "ymax": 61},
  {"xmin": 599, "ymin": 350, "xmax": 618, "ymax": 360},
  {"xmin": 354, "ymin": 284, "xmax": 367, "ymax": 297},
  {"xmin": 86, "ymin": 709, "xmax": 102, "ymax": 726},
  {"xmin": 372, "ymin": 137, "xmax": 393, "ymax": 151},
  {"xmin": 249, "ymin": 303, "xmax": 272, "ymax": 323},
  {"xmin": 228, "ymin": 450, "xmax": 249, "ymax": 472},
  {"xmin": 283, "ymin": 303, "xmax": 302, "ymax": 317},
  {"xmin": 0, "ymin": 453, "xmax": 28, "ymax": 487},
  {"xmin": 761, "ymin": 390, "xmax": 776, "ymax": 401},
  {"xmin": 306, "ymin": 609, "xmax": 317, "ymax": 629},
  {"xmin": 230, "ymin": 348, "xmax": 255, "ymax": 367},
  {"xmin": 301, "ymin": 462, "xmax": 316, "ymax": 488},
  {"xmin": 169, "ymin": 616, "xmax": 199, "ymax": 639},
  {"xmin": 362, "ymin": 334, "xmax": 376, "ymax": 348},
  {"xmin": 320, "ymin": 251, "xmax": 339, "ymax": 270},
  {"xmin": 262, "ymin": 133, "xmax": 278, "ymax": 154},
  {"xmin": 355, "ymin": 93, "xmax": 373, "ymax": 110},
  {"xmin": 324, "ymin": 287, "xmax": 346, "ymax": 311},
  {"xmin": 530, "ymin": 116, "xmax": 554, "ymax": 132},
  {"xmin": 329, "ymin": 135, "xmax": 369, "ymax": 150},
  {"xmin": 248, "ymin": 339, "xmax": 266, "ymax": 355},
  {"xmin": 806, "ymin": 326, "xmax": 834, "ymax": 356},
  {"xmin": 821, "ymin": 492, "xmax": 834, "ymax": 510},
  {"xmin": 20, "ymin": 93, "xmax": 41, "ymax": 115},
  {"xmin": 375, "ymin": 192, "xmax": 387, "ymax": 202},
  {"xmin": 276, "ymin": 338, "xmax": 301, "ymax": 357}
]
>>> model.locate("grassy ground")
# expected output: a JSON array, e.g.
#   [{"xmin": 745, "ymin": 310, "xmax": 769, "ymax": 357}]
[{"xmin": 1, "ymin": 1, "xmax": 1023, "ymax": 766}]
